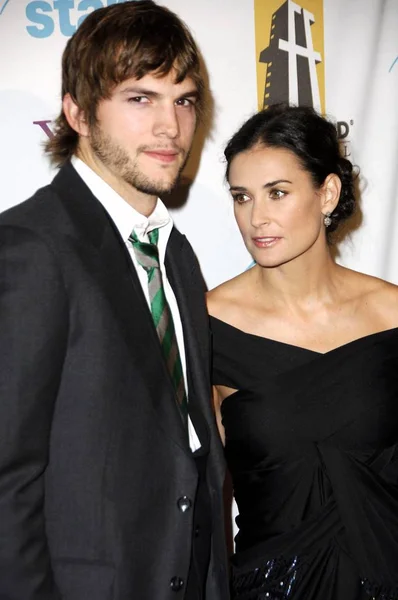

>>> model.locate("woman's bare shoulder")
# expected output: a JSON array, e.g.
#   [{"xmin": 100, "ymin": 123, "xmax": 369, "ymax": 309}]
[
  {"xmin": 369, "ymin": 277, "xmax": 398, "ymax": 320},
  {"xmin": 206, "ymin": 269, "xmax": 253, "ymax": 321},
  {"xmin": 351, "ymin": 270, "xmax": 398, "ymax": 325}
]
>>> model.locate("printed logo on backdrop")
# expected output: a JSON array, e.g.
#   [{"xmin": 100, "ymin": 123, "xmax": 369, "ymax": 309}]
[
  {"xmin": 26, "ymin": 0, "xmax": 132, "ymax": 38},
  {"xmin": 254, "ymin": 0, "xmax": 354, "ymax": 156},
  {"xmin": 254, "ymin": 0, "xmax": 325, "ymax": 113},
  {"xmin": 0, "ymin": 0, "xmax": 11, "ymax": 15}
]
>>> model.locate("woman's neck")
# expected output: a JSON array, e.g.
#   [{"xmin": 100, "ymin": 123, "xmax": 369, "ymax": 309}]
[{"xmin": 253, "ymin": 248, "xmax": 346, "ymax": 316}]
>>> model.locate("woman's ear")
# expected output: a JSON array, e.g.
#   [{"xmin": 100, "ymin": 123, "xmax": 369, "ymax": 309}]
[{"xmin": 321, "ymin": 173, "xmax": 341, "ymax": 215}]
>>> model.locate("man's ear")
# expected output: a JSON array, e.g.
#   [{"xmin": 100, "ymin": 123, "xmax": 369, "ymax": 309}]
[
  {"xmin": 321, "ymin": 173, "xmax": 341, "ymax": 215},
  {"xmin": 63, "ymin": 93, "xmax": 89, "ymax": 137}
]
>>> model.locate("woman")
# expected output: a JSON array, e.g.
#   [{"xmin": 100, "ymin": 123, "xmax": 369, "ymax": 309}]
[{"xmin": 207, "ymin": 104, "xmax": 398, "ymax": 600}]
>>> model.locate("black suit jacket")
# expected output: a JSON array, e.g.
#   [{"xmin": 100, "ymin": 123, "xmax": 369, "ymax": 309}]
[{"xmin": 0, "ymin": 163, "xmax": 229, "ymax": 600}]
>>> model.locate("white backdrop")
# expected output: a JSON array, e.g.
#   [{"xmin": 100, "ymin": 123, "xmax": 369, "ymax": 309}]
[
  {"xmin": 0, "ymin": 0, "xmax": 397, "ymax": 549},
  {"xmin": 1, "ymin": 0, "xmax": 397, "ymax": 289}
]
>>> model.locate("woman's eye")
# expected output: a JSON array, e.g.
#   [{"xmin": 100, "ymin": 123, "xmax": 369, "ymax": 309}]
[
  {"xmin": 269, "ymin": 189, "xmax": 286, "ymax": 200},
  {"xmin": 232, "ymin": 193, "xmax": 250, "ymax": 204}
]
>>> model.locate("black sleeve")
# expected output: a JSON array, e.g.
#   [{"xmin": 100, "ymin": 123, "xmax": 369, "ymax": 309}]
[{"xmin": 0, "ymin": 225, "xmax": 68, "ymax": 599}]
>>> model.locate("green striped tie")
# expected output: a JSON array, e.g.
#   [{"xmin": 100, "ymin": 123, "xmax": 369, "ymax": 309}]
[{"xmin": 129, "ymin": 228, "xmax": 188, "ymax": 423}]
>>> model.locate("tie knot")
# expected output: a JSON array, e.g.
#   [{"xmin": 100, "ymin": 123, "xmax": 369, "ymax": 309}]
[
  {"xmin": 148, "ymin": 228, "xmax": 159, "ymax": 245},
  {"xmin": 130, "ymin": 227, "xmax": 159, "ymax": 245},
  {"xmin": 129, "ymin": 228, "xmax": 160, "ymax": 269}
]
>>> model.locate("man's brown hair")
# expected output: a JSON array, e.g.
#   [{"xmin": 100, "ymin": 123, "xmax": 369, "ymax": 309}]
[{"xmin": 45, "ymin": 0, "xmax": 205, "ymax": 166}]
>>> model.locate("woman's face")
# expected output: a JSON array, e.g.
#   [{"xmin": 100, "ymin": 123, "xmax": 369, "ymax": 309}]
[{"xmin": 228, "ymin": 145, "xmax": 328, "ymax": 269}]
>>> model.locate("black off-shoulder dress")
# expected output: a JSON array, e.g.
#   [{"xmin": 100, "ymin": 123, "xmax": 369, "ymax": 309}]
[{"xmin": 211, "ymin": 316, "xmax": 398, "ymax": 600}]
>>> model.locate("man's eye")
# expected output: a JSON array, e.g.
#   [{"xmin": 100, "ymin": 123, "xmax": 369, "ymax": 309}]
[
  {"xmin": 176, "ymin": 98, "xmax": 194, "ymax": 107},
  {"xmin": 128, "ymin": 96, "xmax": 150, "ymax": 103}
]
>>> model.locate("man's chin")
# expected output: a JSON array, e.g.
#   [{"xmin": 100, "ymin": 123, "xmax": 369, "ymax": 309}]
[{"xmin": 128, "ymin": 175, "xmax": 180, "ymax": 197}]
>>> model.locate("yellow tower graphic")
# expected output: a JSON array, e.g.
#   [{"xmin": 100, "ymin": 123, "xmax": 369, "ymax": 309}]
[{"xmin": 255, "ymin": 0, "xmax": 325, "ymax": 113}]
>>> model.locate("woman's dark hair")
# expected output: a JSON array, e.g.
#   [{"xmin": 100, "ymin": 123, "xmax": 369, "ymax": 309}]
[{"xmin": 224, "ymin": 104, "xmax": 356, "ymax": 233}]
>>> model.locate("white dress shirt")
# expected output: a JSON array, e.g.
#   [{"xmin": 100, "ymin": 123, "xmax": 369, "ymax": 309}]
[{"xmin": 71, "ymin": 157, "xmax": 200, "ymax": 451}]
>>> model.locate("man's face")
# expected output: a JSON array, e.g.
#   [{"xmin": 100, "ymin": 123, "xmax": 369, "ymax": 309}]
[{"xmin": 87, "ymin": 70, "xmax": 198, "ymax": 200}]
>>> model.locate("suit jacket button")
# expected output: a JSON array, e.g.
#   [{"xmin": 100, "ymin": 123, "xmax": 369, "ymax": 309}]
[
  {"xmin": 177, "ymin": 496, "xmax": 192, "ymax": 512},
  {"xmin": 170, "ymin": 576, "xmax": 184, "ymax": 591}
]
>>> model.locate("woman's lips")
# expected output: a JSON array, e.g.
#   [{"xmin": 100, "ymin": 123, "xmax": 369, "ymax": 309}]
[{"xmin": 252, "ymin": 237, "xmax": 281, "ymax": 248}]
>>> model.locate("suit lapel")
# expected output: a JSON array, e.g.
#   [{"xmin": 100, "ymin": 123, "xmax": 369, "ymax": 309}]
[
  {"xmin": 51, "ymin": 163, "xmax": 190, "ymax": 453},
  {"xmin": 165, "ymin": 231, "xmax": 214, "ymax": 444}
]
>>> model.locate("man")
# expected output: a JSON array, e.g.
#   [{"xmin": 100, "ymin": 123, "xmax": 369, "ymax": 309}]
[{"xmin": 0, "ymin": 2, "xmax": 229, "ymax": 599}]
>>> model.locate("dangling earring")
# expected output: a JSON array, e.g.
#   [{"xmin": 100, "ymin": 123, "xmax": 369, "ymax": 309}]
[{"xmin": 323, "ymin": 212, "xmax": 332, "ymax": 227}]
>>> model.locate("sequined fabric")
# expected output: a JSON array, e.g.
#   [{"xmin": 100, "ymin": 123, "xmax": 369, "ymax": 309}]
[
  {"xmin": 232, "ymin": 555, "xmax": 301, "ymax": 600},
  {"xmin": 361, "ymin": 578, "xmax": 398, "ymax": 600}
]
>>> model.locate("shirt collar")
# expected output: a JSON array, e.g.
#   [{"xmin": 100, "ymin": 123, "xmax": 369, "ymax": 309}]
[{"xmin": 71, "ymin": 156, "xmax": 173, "ymax": 243}]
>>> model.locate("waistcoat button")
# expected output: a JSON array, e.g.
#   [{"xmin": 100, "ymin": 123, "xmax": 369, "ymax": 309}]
[
  {"xmin": 170, "ymin": 576, "xmax": 184, "ymax": 591},
  {"xmin": 177, "ymin": 496, "xmax": 192, "ymax": 512}
]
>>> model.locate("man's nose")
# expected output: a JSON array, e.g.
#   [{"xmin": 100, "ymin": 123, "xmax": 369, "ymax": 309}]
[{"xmin": 153, "ymin": 104, "xmax": 179, "ymax": 139}]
